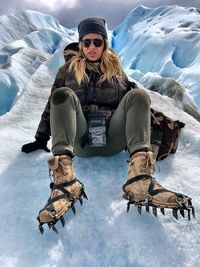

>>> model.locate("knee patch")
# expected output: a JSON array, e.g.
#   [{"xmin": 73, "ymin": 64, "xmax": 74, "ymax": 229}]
[
  {"xmin": 52, "ymin": 88, "xmax": 73, "ymax": 105},
  {"xmin": 131, "ymin": 89, "xmax": 150, "ymax": 105}
]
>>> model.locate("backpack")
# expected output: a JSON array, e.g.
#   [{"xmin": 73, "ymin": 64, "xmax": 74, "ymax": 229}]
[{"xmin": 150, "ymin": 108, "xmax": 185, "ymax": 161}]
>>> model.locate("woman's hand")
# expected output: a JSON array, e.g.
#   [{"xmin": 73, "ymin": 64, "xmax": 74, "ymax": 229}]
[{"xmin": 21, "ymin": 137, "xmax": 50, "ymax": 153}]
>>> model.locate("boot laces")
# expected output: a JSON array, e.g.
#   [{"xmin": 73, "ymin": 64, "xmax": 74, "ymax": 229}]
[
  {"xmin": 136, "ymin": 154, "xmax": 155, "ymax": 175},
  {"xmin": 49, "ymin": 160, "xmax": 71, "ymax": 181},
  {"xmin": 130, "ymin": 152, "xmax": 159, "ymax": 176},
  {"xmin": 142, "ymin": 156, "xmax": 154, "ymax": 173},
  {"xmin": 142, "ymin": 152, "xmax": 160, "ymax": 174}
]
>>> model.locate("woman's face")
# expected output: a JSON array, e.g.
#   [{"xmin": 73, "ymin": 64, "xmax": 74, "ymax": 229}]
[{"xmin": 81, "ymin": 33, "xmax": 104, "ymax": 62}]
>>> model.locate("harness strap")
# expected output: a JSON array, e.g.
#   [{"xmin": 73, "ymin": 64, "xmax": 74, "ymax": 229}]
[
  {"xmin": 38, "ymin": 178, "xmax": 81, "ymax": 217},
  {"xmin": 123, "ymin": 175, "xmax": 152, "ymax": 191},
  {"xmin": 148, "ymin": 176, "xmax": 157, "ymax": 194},
  {"xmin": 47, "ymin": 194, "xmax": 71, "ymax": 206},
  {"xmin": 123, "ymin": 175, "xmax": 176, "ymax": 197},
  {"xmin": 46, "ymin": 178, "xmax": 78, "ymax": 206},
  {"xmin": 150, "ymin": 188, "xmax": 173, "ymax": 196},
  {"xmin": 50, "ymin": 178, "xmax": 77, "ymax": 190}
]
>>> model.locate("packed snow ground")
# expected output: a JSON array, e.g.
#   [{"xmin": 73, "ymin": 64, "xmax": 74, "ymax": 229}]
[{"xmin": 0, "ymin": 6, "xmax": 200, "ymax": 267}]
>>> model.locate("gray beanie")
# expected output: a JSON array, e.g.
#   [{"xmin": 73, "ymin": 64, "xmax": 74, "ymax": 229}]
[{"xmin": 78, "ymin": 17, "xmax": 108, "ymax": 40}]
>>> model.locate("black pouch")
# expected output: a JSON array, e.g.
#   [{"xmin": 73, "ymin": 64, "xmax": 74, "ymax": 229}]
[{"xmin": 87, "ymin": 113, "xmax": 107, "ymax": 147}]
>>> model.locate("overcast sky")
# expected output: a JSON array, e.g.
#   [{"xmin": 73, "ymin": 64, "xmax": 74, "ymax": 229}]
[{"xmin": 0, "ymin": 0, "xmax": 200, "ymax": 29}]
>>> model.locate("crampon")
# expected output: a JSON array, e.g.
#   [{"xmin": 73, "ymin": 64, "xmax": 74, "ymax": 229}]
[
  {"xmin": 123, "ymin": 151, "xmax": 195, "ymax": 221},
  {"xmin": 123, "ymin": 180, "xmax": 195, "ymax": 221},
  {"xmin": 37, "ymin": 155, "xmax": 88, "ymax": 234},
  {"xmin": 37, "ymin": 181, "xmax": 88, "ymax": 234}
]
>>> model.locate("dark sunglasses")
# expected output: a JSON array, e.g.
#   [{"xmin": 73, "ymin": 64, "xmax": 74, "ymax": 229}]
[{"xmin": 81, "ymin": 38, "xmax": 104, "ymax": 48}]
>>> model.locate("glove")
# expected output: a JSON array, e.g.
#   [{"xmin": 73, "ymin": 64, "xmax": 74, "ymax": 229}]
[{"xmin": 21, "ymin": 137, "xmax": 50, "ymax": 153}]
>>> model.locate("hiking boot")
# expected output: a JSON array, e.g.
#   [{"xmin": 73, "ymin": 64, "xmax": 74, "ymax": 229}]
[
  {"xmin": 37, "ymin": 155, "xmax": 87, "ymax": 233},
  {"xmin": 123, "ymin": 151, "xmax": 195, "ymax": 220}
]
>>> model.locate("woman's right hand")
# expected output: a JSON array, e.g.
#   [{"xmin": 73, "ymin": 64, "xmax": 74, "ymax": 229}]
[{"xmin": 21, "ymin": 137, "xmax": 50, "ymax": 153}]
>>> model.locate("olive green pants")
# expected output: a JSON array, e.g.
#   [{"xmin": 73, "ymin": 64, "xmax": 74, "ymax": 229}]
[{"xmin": 50, "ymin": 87, "xmax": 151, "ymax": 157}]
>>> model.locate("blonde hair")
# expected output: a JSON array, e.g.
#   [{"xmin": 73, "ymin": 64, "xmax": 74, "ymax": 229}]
[{"xmin": 64, "ymin": 39, "xmax": 124, "ymax": 85}]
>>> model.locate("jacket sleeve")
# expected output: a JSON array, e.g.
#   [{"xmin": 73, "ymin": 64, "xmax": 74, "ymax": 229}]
[{"xmin": 35, "ymin": 65, "xmax": 66, "ymax": 140}]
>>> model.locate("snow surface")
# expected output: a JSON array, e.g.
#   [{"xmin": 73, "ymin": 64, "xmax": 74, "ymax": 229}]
[{"xmin": 0, "ymin": 6, "xmax": 200, "ymax": 267}]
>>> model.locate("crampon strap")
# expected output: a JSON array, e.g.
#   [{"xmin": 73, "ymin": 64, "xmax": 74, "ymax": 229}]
[
  {"xmin": 122, "ymin": 175, "xmax": 151, "ymax": 191},
  {"xmin": 38, "ymin": 178, "xmax": 78, "ymax": 216},
  {"xmin": 123, "ymin": 174, "xmax": 177, "ymax": 197}
]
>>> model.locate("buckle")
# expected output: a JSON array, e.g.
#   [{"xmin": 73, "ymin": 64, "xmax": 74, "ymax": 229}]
[{"xmin": 48, "ymin": 209, "xmax": 59, "ymax": 218}]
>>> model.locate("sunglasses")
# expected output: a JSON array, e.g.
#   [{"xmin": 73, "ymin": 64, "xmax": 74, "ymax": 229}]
[{"xmin": 81, "ymin": 38, "xmax": 104, "ymax": 48}]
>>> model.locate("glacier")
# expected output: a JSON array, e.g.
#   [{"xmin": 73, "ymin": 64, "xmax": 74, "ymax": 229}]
[
  {"xmin": 0, "ymin": 6, "xmax": 200, "ymax": 267},
  {"xmin": 113, "ymin": 5, "xmax": 200, "ymax": 121}
]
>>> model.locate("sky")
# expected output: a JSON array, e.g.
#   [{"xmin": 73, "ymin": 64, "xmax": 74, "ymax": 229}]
[{"xmin": 0, "ymin": 0, "xmax": 200, "ymax": 29}]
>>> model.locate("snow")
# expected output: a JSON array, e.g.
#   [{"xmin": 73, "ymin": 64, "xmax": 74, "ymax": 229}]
[
  {"xmin": 113, "ymin": 5, "xmax": 200, "ymax": 109},
  {"xmin": 0, "ymin": 6, "xmax": 200, "ymax": 267},
  {"xmin": 0, "ymin": 10, "xmax": 77, "ymax": 116}
]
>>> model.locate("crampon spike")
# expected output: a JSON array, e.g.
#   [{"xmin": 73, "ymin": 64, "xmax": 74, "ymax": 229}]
[
  {"xmin": 180, "ymin": 209, "xmax": 185, "ymax": 218},
  {"xmin": 82, "ymin": 190, "xmax": 88, "ymax": 200},
  {"xmin": 137, "ymin": 205, "xmax": 142, "ymax": 215},
  {"xmin": 188, "ymin": 198, "xmax": 192, "ymax": 206},
  {"xmin": 71, "ymin": 204, "xmax": 76, "ymax": 215},
  {"xmin": 127, "ymin": 202, "xmax": 131, "ymax": 212},
  {"xmin": 152, "ymin": 207, "xmax": 157, "ymax": 217},
  {"xmin": 38, "ymin": 224, "xmax": 44, "ymax": 234},
  {"xmin": 188, "ymin": 209, "xmax": 191, "ymax": 221},
  {"xmin": 145, "ymin": 205, "xmax": 150, "ymax": 213},
  {"xmin": 79, "ymin": 198, "xmax": 83, "ymax": 206},
  {"xmin": 51, "ymin": 225, "xmax": 58, "ymax": 234},
  {"xmin": 160, "ymin": 208, "xmax": 165, "ymax": 216},
  {"xmin": 60, "ymin": 216, "xmax": 65, "ymax": 227},
  {"xmin": 191, "ymin": 206, "xmax": 195, "ymax": 219},
  {"xmin": 172, "ymin": 209, "xmax": 178, "ymax": 220}
]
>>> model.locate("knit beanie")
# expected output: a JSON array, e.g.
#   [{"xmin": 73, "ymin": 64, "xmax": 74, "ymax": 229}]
[{"xmin": 78, "ymin": 17, "xmax": 108, "ymax": 40}]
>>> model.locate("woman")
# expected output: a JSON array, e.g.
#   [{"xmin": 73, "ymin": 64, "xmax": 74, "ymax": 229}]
[{"xmin": 22, "ymin": 18, "xmax": 193, "ymax": 233}]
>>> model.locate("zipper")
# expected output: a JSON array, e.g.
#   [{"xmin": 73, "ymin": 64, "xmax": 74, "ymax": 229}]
[
  {"xmin": 84, "ymin": 72, "xmax": 92, "ymax": 104},
  {"xmin": 92, "ymin": 72, "xmax": 97, "ymax": 104},
  {"xmin": 112, "ymin": 76, "xmax": 120, "ymax": 107}
]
